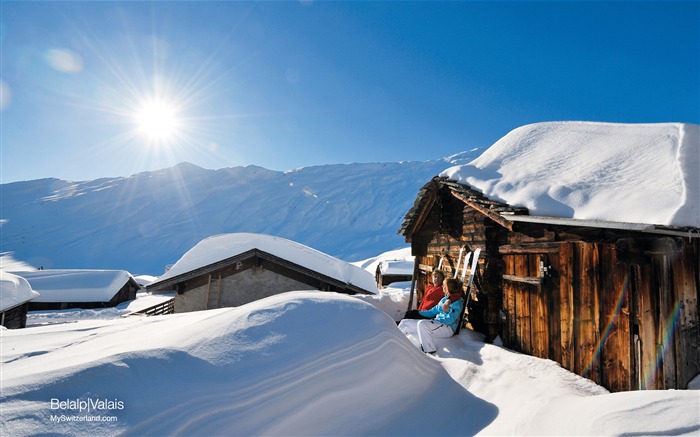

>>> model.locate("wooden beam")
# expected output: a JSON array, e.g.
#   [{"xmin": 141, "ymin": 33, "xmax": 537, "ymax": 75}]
[
  {"xmin": 499, "ymin": 243, "xmax": 561, "ymax": 254},
  {"xmin": 418, "ymin": 264, "xmax": 434, "ymax": 273},
  {"xmin": 503, "ymin": 274, "xmax": 543, "ymax": 285},
  {"xmin": 449, "ymin": 190, "xmax": 514, "ymax": 230}
]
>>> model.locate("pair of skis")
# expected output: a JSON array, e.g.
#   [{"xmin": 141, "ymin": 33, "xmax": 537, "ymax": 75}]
[
  {"xmin": 406, "ymin": 247, "xmax": 480, "ymax": 335},
  {"xmin": 455, "ymin": 247, "xmax": 480, "ymax": 335}
]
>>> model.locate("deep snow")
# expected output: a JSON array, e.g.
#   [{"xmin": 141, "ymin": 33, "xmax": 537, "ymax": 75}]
[{"xmin": 1, "ymin": 288, "xmax": 698, "ymax": 436}]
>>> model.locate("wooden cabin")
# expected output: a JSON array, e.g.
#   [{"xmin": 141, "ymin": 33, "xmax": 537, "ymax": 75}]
[
  {"xmin": 375, "ymin": 260, "xmax": 414, "ymax": 288},
  {"xmin": 147, "ymin": 233, "xmax": 376, "ymax": 312},
  {"xmin": 400, "ymin": 176, "xmax": 700, "ymax": 392},
  {"xmin": 17, "ymin": 270, "xmax": 140, "ymax": 311}
]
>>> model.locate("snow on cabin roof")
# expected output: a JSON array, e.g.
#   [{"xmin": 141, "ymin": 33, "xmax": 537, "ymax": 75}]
[
  {"xmin": 14, "ymin": 270, "xmax": 135, "ymax": 303},
  {"xmin": 0, "ymin": 271, "xmax": 40, "ymax": 312},
  {"xmin": 153, "ymin": 233, "xmax": 378, "ymax": 293},
  {"xmin": 378, "ymin": 260, "xmax": 414, "ymax": 276},
  {"xmin": 441, "ymin": 122, "xmax": 700, "ymax": 229}
]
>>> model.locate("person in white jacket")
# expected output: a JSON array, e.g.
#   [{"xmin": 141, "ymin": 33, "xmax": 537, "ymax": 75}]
[{"xmin": 399, "ymin": 278, "xmax": 464, "ymax": 354}]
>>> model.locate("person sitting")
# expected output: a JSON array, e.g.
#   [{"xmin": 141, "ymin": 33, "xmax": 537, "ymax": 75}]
[
  {"xmin": 398, "ymin": 278, "xmax": 465, "ymax": 354},
  {"xmin": 403, "ymin": 270, "xmax": 445, "ymax": 319}
]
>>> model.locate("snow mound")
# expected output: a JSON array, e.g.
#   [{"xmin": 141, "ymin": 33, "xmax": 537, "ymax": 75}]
[
  {"xmin": 0, "ymin": 291, "xmax": 497, "ymax": 436},
  {"xmin": 0, "ymin": 271, "xmax": 39, "ymax": 312},
  {"xmin": 154, "ymin": 233, "xmax": 378, "ymax": 293},
  {"xmin": 441, "ymin": 121, "xmax": 700, "ymax": 228}
]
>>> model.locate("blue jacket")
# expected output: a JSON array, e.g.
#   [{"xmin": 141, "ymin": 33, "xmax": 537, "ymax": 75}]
[{"xmin": 418, "ymin": 296, "xmax": 464, "ymax": 332}]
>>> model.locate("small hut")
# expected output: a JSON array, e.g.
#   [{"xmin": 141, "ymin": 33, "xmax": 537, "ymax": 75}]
[
  {"xmin": 17, "ymin": 269, "xmax": 139, "ymax": 311},
  {"xmin": 0, "ymin": 272, "xmax": 40, "ymax": 329},
  {"xmin": 147, "ymin": 233, "xmax": 376, "ymax": 312},
  {"xmin": 375, "ymin": 260, "xmax": 414, "ymax": 288},
  {"xmin": 399, "ymin": 122, "xmax": 700, "ymax": 392}
]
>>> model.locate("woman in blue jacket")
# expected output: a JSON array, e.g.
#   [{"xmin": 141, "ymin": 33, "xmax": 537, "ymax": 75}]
[{"xmin": 413, "ymin": 278, "xmax": 464, "ymax": 354}]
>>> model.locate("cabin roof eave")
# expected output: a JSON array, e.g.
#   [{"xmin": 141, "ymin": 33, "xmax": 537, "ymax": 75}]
[
  {"xmin": 398, "ymin": 176, "xmax": 528, "ymax": 237},
  {"xmin": 503, "ymin": 214, "xmax": 700, "ymax": 238}
]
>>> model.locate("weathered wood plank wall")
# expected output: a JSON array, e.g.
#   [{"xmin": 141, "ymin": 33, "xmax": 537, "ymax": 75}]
[
  {"xmin": 677, "ymin": 242, "xmax": 699, "ymax": 389},
  {"xmin": 500, "ymin": 238, "xmax": 700, "ymax": 392},
  {"xmin": 0, "ymin": 303, "xmax": 29, "ymax": 329}
]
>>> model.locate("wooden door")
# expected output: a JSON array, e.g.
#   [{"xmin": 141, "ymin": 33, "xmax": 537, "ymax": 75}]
[{"xmin": 500, "ymin": 244, "xmax": 559, "ymax": 360}]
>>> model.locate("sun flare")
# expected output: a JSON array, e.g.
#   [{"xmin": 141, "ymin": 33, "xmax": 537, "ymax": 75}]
[{"xmin": 134, "ymin": 100, "xmax": 180, "ymax": 141}]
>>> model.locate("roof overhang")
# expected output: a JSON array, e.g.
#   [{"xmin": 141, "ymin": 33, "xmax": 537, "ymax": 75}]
[
  {"xmin": 399, "ymin": 176, "xmax": 528, "ymax": 238},
  {"xmin": 502, "ymin": 214, "xmax": 700, "ymax": 238}
]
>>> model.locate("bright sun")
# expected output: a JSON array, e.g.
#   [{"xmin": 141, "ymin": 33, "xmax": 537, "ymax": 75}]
[{"xmin": 134, "ymin": 100, "xmax": 180, "ymax": 142}]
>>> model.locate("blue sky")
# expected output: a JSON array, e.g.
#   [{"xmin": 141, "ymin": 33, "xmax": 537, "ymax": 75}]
[{"xmin": 1, "ymin": 1, "xmax": 698, "ymax": 183}]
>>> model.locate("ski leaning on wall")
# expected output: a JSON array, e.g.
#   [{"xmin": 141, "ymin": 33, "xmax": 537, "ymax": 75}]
[{"xmin": 455, "ymin": 248, "xmax": 480, "ymax": 335}]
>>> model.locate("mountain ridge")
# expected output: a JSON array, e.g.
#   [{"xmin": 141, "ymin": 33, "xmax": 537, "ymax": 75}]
[{"xmin": 1, "ymin": 151, "xmax": 482, "ymax": 275}]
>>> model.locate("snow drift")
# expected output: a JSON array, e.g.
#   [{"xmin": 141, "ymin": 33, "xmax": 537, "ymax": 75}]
[
  {"xmin": 0, "ymin": 291, "xmax": 497, "ymax": 436},
  {"xmin": 3, "ymin": 290, "xmax": 698, "ymax": 436},
  {"xmin": 441, "ymin": 122, "xmax": 700, "ymax": 228}
]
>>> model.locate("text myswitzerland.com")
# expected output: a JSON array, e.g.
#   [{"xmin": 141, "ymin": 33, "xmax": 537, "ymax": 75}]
[
  {"xmin": 49, "ymin": 398, "xmax": 124, "ymax": 423},
  {"xmin": 50, "ymin": 414, "xmax": 119, "ymax": 423}
]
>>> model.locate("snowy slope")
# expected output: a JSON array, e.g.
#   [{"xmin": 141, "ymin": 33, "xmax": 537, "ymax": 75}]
[
  {"xmin": 442, "ymin": 122, "xmax": 700, "ymax": 227},
  {"xmin": 1, "ymin": 291, "xmax": 697, "ymax": 436},
  {"xmin": 1, "ymin": 153, "xmax": 480, "ymax": 275}
]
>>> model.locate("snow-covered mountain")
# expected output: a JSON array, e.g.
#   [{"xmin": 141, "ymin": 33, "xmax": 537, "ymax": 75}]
[{"xmin": 1, "ymin": 151, "xmax": 481, "ymax": 275}]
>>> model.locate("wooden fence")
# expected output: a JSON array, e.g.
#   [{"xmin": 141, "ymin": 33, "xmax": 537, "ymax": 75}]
[{"xmin": 124, "ymin": 298, "xmax": 175, "ymax": 317}]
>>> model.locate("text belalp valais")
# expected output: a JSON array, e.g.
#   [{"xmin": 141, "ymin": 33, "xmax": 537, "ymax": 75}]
[{"xmin": 50, "ymin": 398, "xmax": 124, "ymax": 413}]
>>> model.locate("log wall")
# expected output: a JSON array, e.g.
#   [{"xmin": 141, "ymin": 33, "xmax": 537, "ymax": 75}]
[
  {"xmin": 0, "ymin": 303, "xmax": 29, "ymax": 329},
  {"xmin": 500, "ymin": 238, "xmax": 700, "ymax": 392}
]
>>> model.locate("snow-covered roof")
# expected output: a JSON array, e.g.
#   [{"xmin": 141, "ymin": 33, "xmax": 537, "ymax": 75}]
[
  {"xmin": 152, "ymin": 233, "xmax": 378, "ymax": 293},
  {"xmin": 441, "ymin": 122, "xmax": 700, "ymax": 228},
  {"xmin": 14, "ymin": 270, "xmax": 135, "ymax": 303},
  {"xmin": 0, "ymin": 271, "xmax": 40, "ymax": 312},
  {"xmin": 378, "ymin": 260, "xmax": 414, "ymax": 276},
  {"xmin": 133, "ymin": 275, "xmax": 158, "ymax": 287}
]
